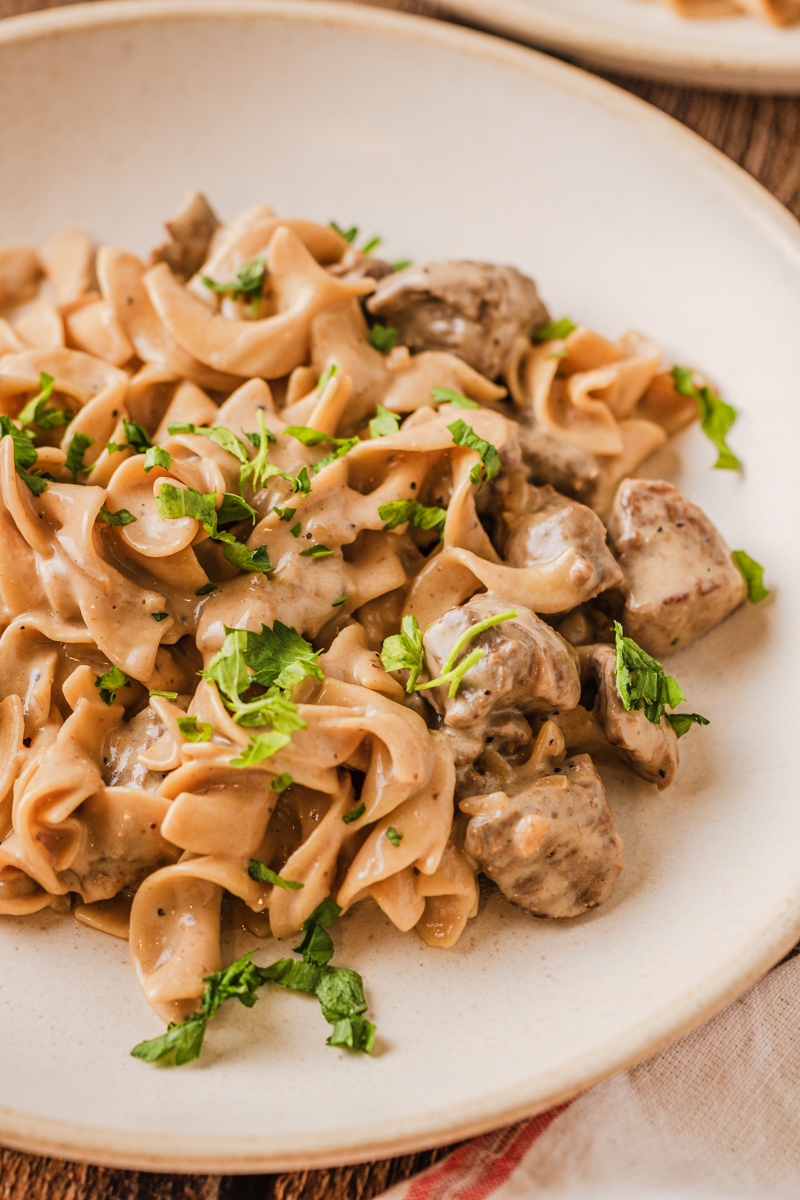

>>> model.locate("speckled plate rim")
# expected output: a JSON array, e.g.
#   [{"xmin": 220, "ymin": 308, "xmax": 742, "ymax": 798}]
[
  {"xmin": 436, "ymin": 0, "xmax": 800, "ymax": 91},
  {"xmin": 2, "ymin": 0, "xmax": 800, "ymax": 1173}
]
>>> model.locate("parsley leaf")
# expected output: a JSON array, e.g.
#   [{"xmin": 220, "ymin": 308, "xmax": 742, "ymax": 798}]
[
  {"xmin": 0, "ymin": 415, "xmax": 49, "ymax": 495},
  {"xmin": 369, "ymin": 405, "xmax": 400, "ymax": 438},
  {"xmin": 361, "ymin": 235, "xmax": 382, "ymax": 255},
  {"xmin": 332, "ymin": 595, "xmax": 347, "ymax": 607},
  {"xmin": 290, "ymin": 523, "xmax": 301, "ymax": 537},
  {"xmin": 98, "ymin": 505, "xmax": 137, "ymax": 526},
  {"xmin": 18, "ymin": 372, "xmax": 73, "ymax": 429},
  {"xmin": 368, "ymin": 324, "xmax": 396, "ymax": 353},
  {"xmin": 393, "ymin": 259, "xmax": 411, "ymax": 271},
  {"xmin": 217, "ymin": 493, "xmax": 257, "ymax": 525},
  {"xmin": 240, "ymin": 410, "xmax": 295, "ymax": 493},
  {"xmin": 155, "ymin": 482, "xmax": 218, "ymax": 534},
  {"xmin": 177, "ymin": 715, "xmax": 212, "ymax": 743},
  {"xmin": 271, "ymin": 772, "xmax": 293, "ymax": 792},
  {"xmin": 151, "ymin": 612, "xmax": 168, "ymax": 621},
  {"xmin": 143, "ymin": 445, "xmax": 172, "ymax": 473},
  {"xmin": 671, "ymin": 366, "xmax": 740, "ymax": 471},
  {"xmin": 417, "ymin": 610, "xmax": 517, "ymax": 699},
  {"xmin": 299, "ymin": 543, "xmax": 334, "ymax": 558},
  {"xmin": 95, "ymin": 665, "xmax": 128, "ymax": 706},
  {"xmin": 532, "ymin": 317, "xmax": 577, "ymax": 342},
  {"xmin": 244, "ymin": 621, "xmax": 324, "ymax": 692},
  {"xmin": 202, "ymin": 258, "xmax": 265, "ymax": 317},
  {"xmin": 732, "ymin": 550, "xmax": 769, "ymax": 603},
  {"xmin": 274, "ymin": 506, "xmax": 296, "ymax": 522},
  {"xmin": 65, "ymin": 431, "xmax": 94, "ymax": 482},
  {"xmin": 195, "ymin": 582, "xmax": 217, "ymax": 596},
  {"xmin": 149, "ymin": 688, "xmax": 177, "ymax": 699},
  {"xmin": 431, "ymin": 388, "xmax": 479, "ymax": 409},
  {"xmin": 284, "ymin": 425, "xmax": 359, "ymax": 473},
  {"xmin": 380, "ymin": 615, "xmax": 425, "ymax": 692},
  {"xmin": 342, "ymin": 802, "xmax": 365, "ymax": 825},
  {"xmin": 614, "ymin": 621, "xmax": 708, "ymax": 733},
  {"xmin": 378, "ymin": 499, "xmax": 446, "ymax": 538},
  {"xmin": 317, "ymin": 364, "xmax": 338, "ymax": 394},
  {"xmin": 248, "ymin": 859, "xmax": 304, "ymax": 890},
  {"xmin": 667, "ymin": 712, "xmax": 710, "ymax": 739},
  {"xmin": 293, "ymin": 467, "xmax": 312, "ymax": 496},
  {"xmin": 167, "ymin": 422, "xmax": 249, "ymax": 464},
  {"xmin": 386, "ymin": 827, "xmax": 403, "ymax": 847},
  {"xmin": 448, "ymin": 419, "xmax": 501, "ymax": 489},
  {"xmin": 222, "ymin": 541, "xmax": 271, "ymax": 575},
  {"xmin": 330, "ymin": 222, "xmax": 359, "ymax": 244}
]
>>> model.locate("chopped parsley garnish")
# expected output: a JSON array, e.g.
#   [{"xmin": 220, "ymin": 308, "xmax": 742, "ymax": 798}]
[
  {"xmin": 95, "ymin": 665, "xmax": 129, "ymax": 706},
  {"xmin": 342, "ymin": 802, "xmax": 365, "ymax": 825},
  {"xmin": 143, "ymin": 445, "xmax": 172, "ymax": 473},
  {"xmin": 201, "ymin": 622, "xmax": 323, "ymax": 765},
  {"xmin": 332, "ymin": 595, "xmax": 348, "ymax": 607},
  {"xmin": 532, "ymin": 317, "xmax": 577, "ymax": 342},
  {"xmin": 65, "ymin": 431, "xmax": 94, "ymax": 482},
  {"xmin": 361, "ymin": 235, "xmax": 382, "ymax": 255},
  {"xmin": 369, "ymin": 404, "xmax": 400, "ymax": 438},
  {"xmin": 107, "ymin": 418, "xmax": 154, "ymax": 459},
  {"xmin": 418, "ymin": 610, "xmax": 517, "ymax": 699},
  {"xmin": 149, "ymin": 689, "xmax": 177, "ymax": 700},
  {"xmin": 270, "ymin": 772, "xmax": 293, "ymax": 792},
  {"xmin": 98, "ymin": 505, "xmax": 136, "ymax": 526},
  {"xmin": 216, "ymin": 493, "xmax": 257, "ymax": 525},
  {"xmin": 195, "ymin": 582, "xmax": 217, "ymax": 596},
  {"xmin": 283, "ymin": 425, "xmax": 359, "ymax": 473},
  {"xmin": 222, "ymin": 541, "xmax": 271, "ymax": 575},
  {"xmin": 614, "ymin": 622, "xmax": 708, "ymax": 737},
  {"xmin": 431, "ymin": 388, "xmax": 480, "ymax": 410},
  {"xmin": 294, "ymin": 466, "xmax": 312, "ymax": 496},
  {"xmin": 240, "ymin": 410, "xmax": 295, "ymax": 493},
  {"xmin": 378, "ymin": 499, "xmax": 446, "ymax": 538},
  {"xmin": 317, "ymin": 364, "xmax": 338, "ymax": 394},
  {"xmin": 131, "ymin": 900, "xmax": 375, "ymax": 1066},
  {"xmin": 393, "ymin": 259, "xmax": 411, "ymax": 271},
  {"xmin": 274, "ymin": 506, "xmax": 296, "ymax": 522},
  {"xmin": 151, "ymin": 612, "xmax": 168, "ymax": 621},
  {"xmin": 290, "ymin": 523, "xmax": 301, "ymax": 537},
  {"xmin": 380, "ymin": 615, "xmax": 425, "ymax": 692},
  {"xmin": 299, "ymin": 543, "xmax": 334, "ymax": 558},
  {"xmin": 368, "ymin": 324, "xmax": 396, "ymax": 354},
  {"xmin": 448, "ymin": 420, "xmax": 501, "ymax": 489},
  {"xmin": 155, "ymin": 483, "xmax": 270, "ymax": 576},
  {"xmin": 671, "ymin": 366, "xmax": 740, "ymax": 471},
  {"xmin": 248, "ymin": 859, "xmax": 304, "ymax": 890},
  {"xmin": 167, "ymin": 422, "xmax": 249, "ymax": 464},
  {"xmin": 330, "ymin": 222, "xmax": 359, "ymax": 244},
  {"xmin": 18, "ymin": 372, "xmax": 72, "ymax": 429},
  {"xmin": 0, "ymin": 415, "xmax": 48, "ymax": 495},
  {"xmin": 201, "ymin": 258, "xmax": 265, "ymax": 317},
  {"xmin": 732, "ymin": 550, "xmax": 769, "ymax": 603},
  {"xmin": 386, "ymin": 827, "xmax": 403, "ymax": 847},
  {"xmin": 176, "ymin": 715, "xmax": 212, "ymax": 743}
]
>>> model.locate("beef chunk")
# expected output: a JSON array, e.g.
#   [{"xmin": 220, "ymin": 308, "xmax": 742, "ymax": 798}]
[
  {"xmin": 501, "ymin": 484, "xmax": 622, "ymax": 600},
  {"xmin": 150, "ymin": 191, "xmax": 220, "ymax": 280},
  {"xmin": 608, "ymin": 479, "xmax": 745, "ymax": 656},
  {"xmin": 421, "ymin": 592, "xmax": 580, "ymax": 766},
  {"xmin": 462, "ymin": 751, "xmax": 623, "ymax": 918},
  {"xmin": 367, "ymin": 261, "xmax": 548, "ymax": 378}
]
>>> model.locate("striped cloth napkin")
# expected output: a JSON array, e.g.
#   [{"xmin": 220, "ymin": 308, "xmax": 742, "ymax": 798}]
[{"xmin": 377, "ymin": 955, "xmax": 800, "ymax": 1200}]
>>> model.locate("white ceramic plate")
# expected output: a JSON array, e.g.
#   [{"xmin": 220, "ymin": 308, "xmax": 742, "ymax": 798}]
[
  {"xmin": 436, "ymin": 0, "xmax": 800, "ymax": 90},
  {"xmin": 1, "ymin": 0, "xmax": 800, "ymax": 1174}
]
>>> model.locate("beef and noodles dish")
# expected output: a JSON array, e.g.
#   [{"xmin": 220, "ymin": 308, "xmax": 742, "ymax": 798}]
[{"xmin": 0, "ymin": 194, "xmax": 765, "ymax": 1062}]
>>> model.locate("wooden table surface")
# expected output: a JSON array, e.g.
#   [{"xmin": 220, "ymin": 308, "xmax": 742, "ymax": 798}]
[{"xmin": 1, "ymin": 0, "xmax": 798, "ymax": 1195}]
